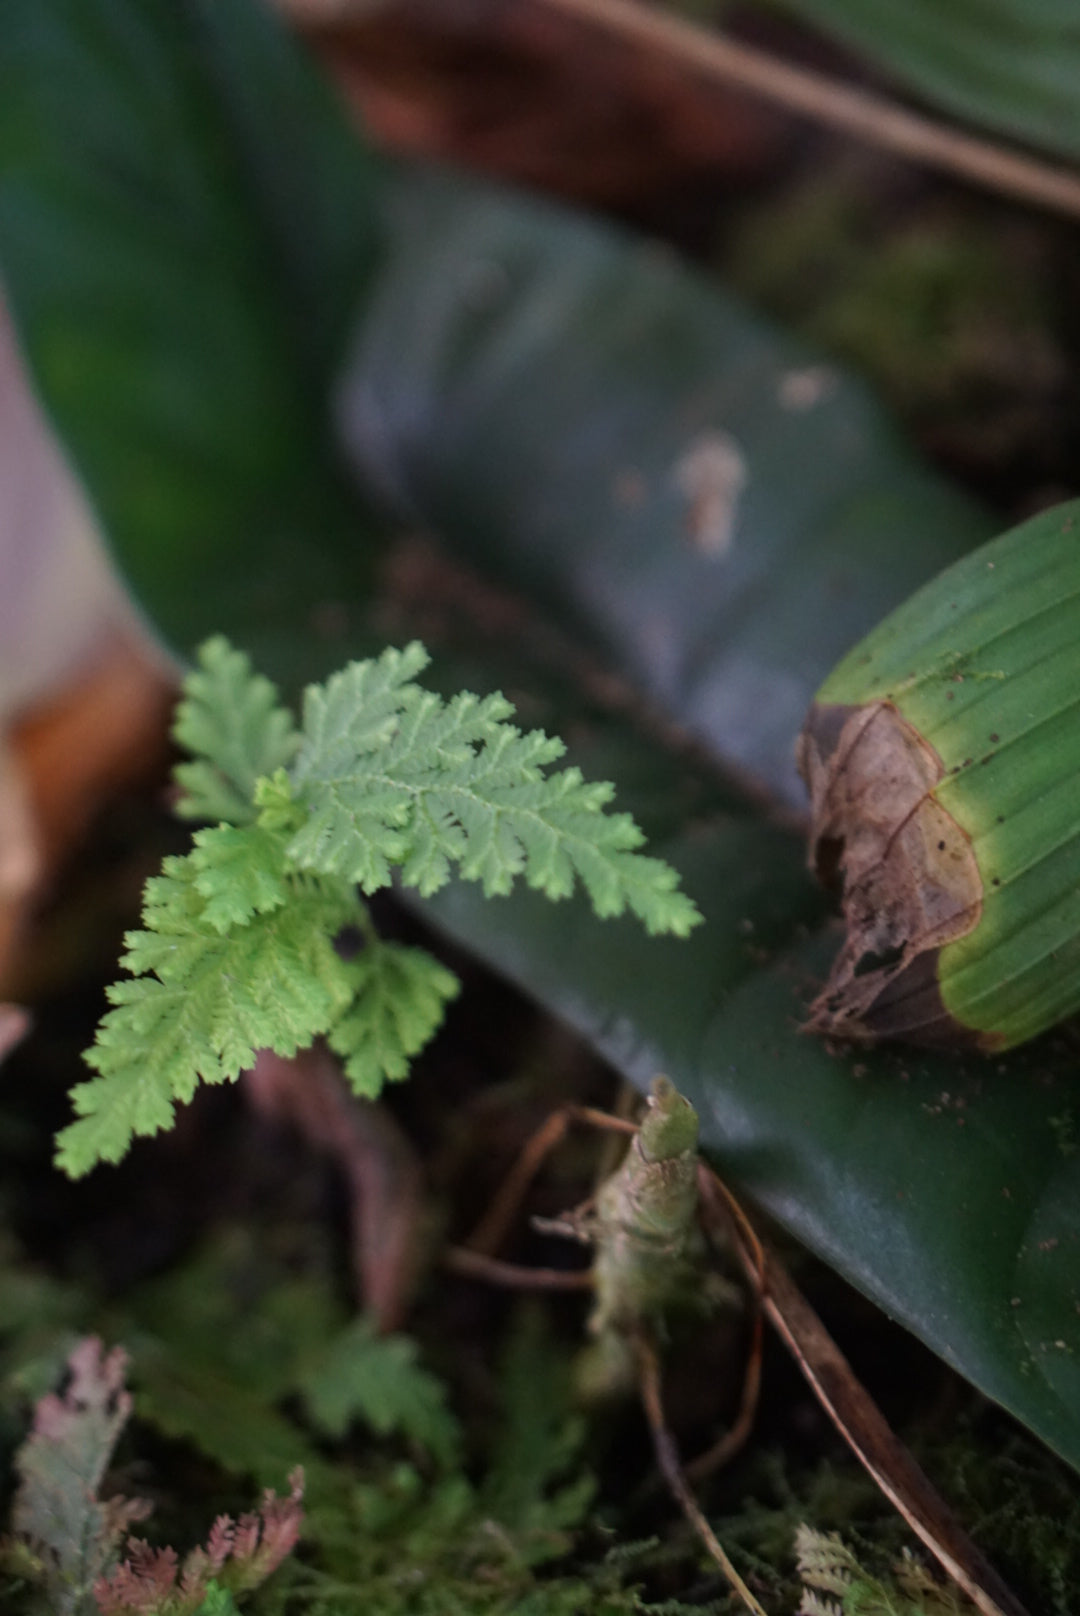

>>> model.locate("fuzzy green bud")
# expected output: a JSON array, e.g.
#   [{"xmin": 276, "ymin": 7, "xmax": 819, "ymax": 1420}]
[{"xmin": 638, "ymin": 1075, "xmax": 699, "ymax": 1162}]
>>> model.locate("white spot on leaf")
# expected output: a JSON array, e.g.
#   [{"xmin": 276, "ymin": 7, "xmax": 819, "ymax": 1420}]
[
  {"xmin": 778, "ymin": 365, "xmax": 836, "ymax": 410},
  {"xmin": 672, "ymin": 431, "xmax": 746, "ymax": 558}
]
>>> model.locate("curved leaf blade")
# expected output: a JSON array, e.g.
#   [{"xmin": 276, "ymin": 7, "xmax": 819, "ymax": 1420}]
[
  {"xmin": 0, "ymin": 0, "xmax": 392, "ymax": 673},
  {"xmin": 776, "ymin": 0, "xmax": 1080, "ymax": 165}
]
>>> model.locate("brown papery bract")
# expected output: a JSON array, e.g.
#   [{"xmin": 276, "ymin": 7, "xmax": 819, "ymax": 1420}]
[{"xmin": 797, "ymin": 700, "xmax": 987, "ymax": 1047}]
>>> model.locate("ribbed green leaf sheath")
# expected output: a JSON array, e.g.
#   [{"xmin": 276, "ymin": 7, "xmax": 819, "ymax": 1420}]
[{"xmin": 798, "ymin": 499, "xmax": 1080, "ymax": 1050}]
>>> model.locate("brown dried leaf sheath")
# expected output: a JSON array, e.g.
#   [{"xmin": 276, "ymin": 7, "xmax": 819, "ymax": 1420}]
[{"xmin": 796, "ymin": 701, "xmax": 987, "ymax": 1047}]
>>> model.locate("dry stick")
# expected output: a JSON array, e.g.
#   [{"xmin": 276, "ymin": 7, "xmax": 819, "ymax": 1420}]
[
  {"xmin": 682, "ymin": 1160, "xmax": 766, "ymax": 1482},
  {"xmin": 465, "ymin": 1108, "xmax": 573, "ymax": 1256},
  {"xmin": 464, "ymin": 1104, "xmax": 636, "ymax": 1256},
  {"xmin": 541, "ymin": 0, "xmax": 1080, "ymax": 221},
  {"xmin": 697, "ymin": 1172, "xmax": 1031, "ymax": 1616},
  {"xmin": 685, "ymin": 1294, "xmax": 763, "ymax": 1482},
  {"xmin": 634, "ymin": 1331, "xmax": 768, "ymax": 1616},
  {"xmin": 445, "ymin": 1245, "xmax": 593, "ymax": 1289}
]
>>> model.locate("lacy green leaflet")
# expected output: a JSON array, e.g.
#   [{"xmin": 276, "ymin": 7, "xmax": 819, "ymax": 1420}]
[{"xmin": 57, "ymin": 639, "xmax": 700, "ymax": 1177}]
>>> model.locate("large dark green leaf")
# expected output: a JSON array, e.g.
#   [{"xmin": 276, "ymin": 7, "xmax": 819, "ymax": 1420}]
[
  {"xmin": 333, "ymin": 170, "xmax": 989, "ymax": 808},
  {"xmin": 3, "ymin": 0, "xmax": 1079, "ymax": 1475},
  {"xmin": 773, "ymin": 0, "xmax": 1080, "ymax": 164},
  {"xmin": 0, "ymin": 0, "xmax": 389, "ymax": 678}
]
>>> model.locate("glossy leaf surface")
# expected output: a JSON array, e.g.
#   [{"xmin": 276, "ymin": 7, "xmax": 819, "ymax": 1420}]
[
  {"xmin": 3, "ymin": 0, "xmax": 1079, "ymax": 1471},
  {"xmin": 0, "ymin": 0, "xmax": 390, "ymax": 681}
]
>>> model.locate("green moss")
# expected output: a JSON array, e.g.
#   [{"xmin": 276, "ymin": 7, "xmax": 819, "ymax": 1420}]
[{"xmin": 725, "ymin": 168, "xmax": 1062, "ymax": 452}]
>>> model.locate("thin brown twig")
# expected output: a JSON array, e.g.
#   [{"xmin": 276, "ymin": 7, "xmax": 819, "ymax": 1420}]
[
  {"xmin": 573, "ymin": 1105, "xmax": 639, "ymax": 1137},
  {"xmin": 686, "ymin": 1293, "xmax": 763, "ymax": 1482},
  {"xmin": 444, "ymin": 1244, "xmax": 594, "ymax": 1289},
  {"xmin": 464, "ymin": 1103, "xmax": 636, "ymax": 1256},
  {"xmin": 634, "ymin": 1331, "xmax": 768, "ymax": 1616},
  {"xmin": 696, "ymin": 1170, "xmax": 1030, "ymax": 1616},
  {"xmin": 681, "ymin": 1160, "xmax": 764, "ymax": 1479},
  {"xmin": 698, "ymin": 1160, "xmax": 766, "ymax": 1285},
  {"xmin": 534, "ymin": 0, "xmax": 1080, "ymax": 220},
  {"xmin": 464, "ymin": 1108, "xmax": 573, "ymax": 1256}
]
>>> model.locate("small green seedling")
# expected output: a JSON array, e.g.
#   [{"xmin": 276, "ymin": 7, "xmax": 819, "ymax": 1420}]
[
  {"xmin": 452, "ymin": 1080, "xmax": 1028, "ymax": 1616},
  {"xmin": 545, "ymin": 1078, "xmax": 769, "ymax": 1614},
  {"xmin": 454, "ymin": 1077, "xmax": 768, "ymax": 1615},
  {"xmin": 587, "ymin": 1075, "xmax": 703, "ymax": 1339},
  {"xmin": 529, "ymin": 1077, "xmax": 720, "ymax": 1401},
  {"xmin": 56, "ymin": 638, "xmax": 701, "ymax": 1178}
]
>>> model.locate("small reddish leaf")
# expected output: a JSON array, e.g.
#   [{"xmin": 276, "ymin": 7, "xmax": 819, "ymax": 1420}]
[{"xmin": 12, "ymin": 1337, "xmax": 147, "ymax": 1615}]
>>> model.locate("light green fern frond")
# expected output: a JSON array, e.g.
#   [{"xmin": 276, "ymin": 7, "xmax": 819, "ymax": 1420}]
[
  {"xmin": 801, "ymin": 1593, "xmax": 846, "ymax": 1616},
  {"xmin": 893, "ymin": 1551, "xmax": 979, "ymax": 1615},
  {"xmin": 173, "ymin": 635, "xmax": 300, "ymax": 824},
  {"xmin": 296, "ymin": 640, "xmax": 434, "ymax": 769},
  {"xmin": 797, "ymin": 1525, "xmax": 860, "ymax": 1607},
  {"xmin": 287, "ymin": 653, "xmax": 702, "ymax": 935},
  {"xmin": 326, "ymin": 940, "xmax": 460, "ymax": 1096},
  {"xmin": 299, "ymin": 1316, "xmax": 462, "ymax": 1465},
  {"xmin": 480, "ymin": 1304, "xmax": 594, "ymax": 1547},
  {"xmin": 189, "ymin": 822, "xmax": 292, "ymax": 932},
  {"xmin": 61, "ymin": 636, "xmax": 701, "ymax": 1177},
  {"xmin": 795, "ymin": 1525, "xmax": 978, "ymax": 1616},
  {"xmin": 56, "ymin": 855, "xmax": 365, "ymax": 1176}
]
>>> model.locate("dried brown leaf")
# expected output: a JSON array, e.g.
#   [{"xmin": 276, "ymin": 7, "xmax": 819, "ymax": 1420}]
[{"xmin": 797, "ymin": 700, "xmax": 985, "ymax": 1045}]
